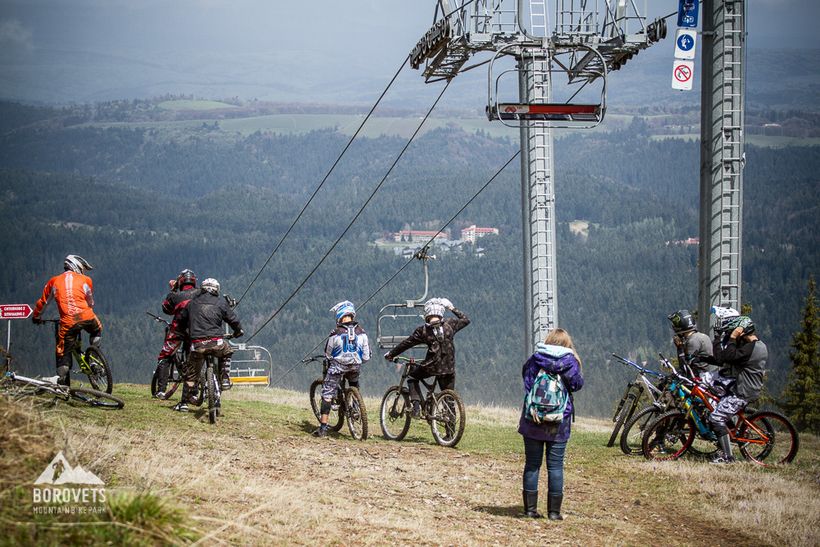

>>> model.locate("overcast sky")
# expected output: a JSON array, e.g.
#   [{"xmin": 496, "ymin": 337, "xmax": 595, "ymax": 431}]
[{"xmin": 0, "ymin": 0, "xmax": 817, "ymax": 104}]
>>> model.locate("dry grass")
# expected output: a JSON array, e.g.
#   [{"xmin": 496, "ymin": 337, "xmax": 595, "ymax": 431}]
[{"xmin": 3, "ymin": 385, "xmax": 818, "ymax": 545}]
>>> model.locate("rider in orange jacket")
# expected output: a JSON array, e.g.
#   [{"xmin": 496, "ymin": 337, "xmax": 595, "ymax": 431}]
[{"xmin": 31, "ymin": 255, "xmax": 101, "ymax": 386}]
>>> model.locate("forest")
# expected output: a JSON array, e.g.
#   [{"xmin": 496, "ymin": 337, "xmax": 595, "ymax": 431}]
[{"xmin": 0, "ymin": 100, "xmax": 817, "ymax": 416}]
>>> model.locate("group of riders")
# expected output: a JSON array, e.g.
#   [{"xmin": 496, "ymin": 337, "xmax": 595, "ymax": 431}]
[{"xmin": 30, "ymin": 255, "xmax": 472, "ymax": 429}]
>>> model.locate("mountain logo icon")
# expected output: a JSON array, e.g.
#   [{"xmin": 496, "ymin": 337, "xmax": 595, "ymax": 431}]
[{"xmin": 33, "ymin": 451, "xmax": 104, "ymax": 485}]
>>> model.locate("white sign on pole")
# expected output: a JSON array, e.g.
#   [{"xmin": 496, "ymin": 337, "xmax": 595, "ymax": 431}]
[
  {"xmin": 671, "ymin": 60, "xmax": 695, "ymax": 91},
  {"xmin": 674, "ymin": 29, "xmax": 697, "ymax": 60}
]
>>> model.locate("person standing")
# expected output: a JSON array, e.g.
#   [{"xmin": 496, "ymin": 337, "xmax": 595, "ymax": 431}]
[
  {"xmin": 518, "ymin": 329, "xmax": 584, "ymax": 520},
  {"xmin": 667, "ymin": 309, "xmax": 715, "ymax": 374}
]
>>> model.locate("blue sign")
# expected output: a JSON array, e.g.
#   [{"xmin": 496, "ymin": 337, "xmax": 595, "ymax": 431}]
[
  {"xmin": 677, "ymin": 0, "xmax": 699, "ymax": 28},
  {"xmin": 677, "ymin": 34, "xmax": 695, "ymax": 52}
]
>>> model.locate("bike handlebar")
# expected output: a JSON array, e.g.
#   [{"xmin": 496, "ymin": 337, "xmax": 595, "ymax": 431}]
[
  {"xmin": 145, "ymin": 311, "xmax": 170, "ymax": 326},
  {"xmin": 301, "ymin": 354, "xmax": 326, "ymax": 364},
  {"xmin": 610, "ymin": 353, "xmax": 664, "ymax": 378}
]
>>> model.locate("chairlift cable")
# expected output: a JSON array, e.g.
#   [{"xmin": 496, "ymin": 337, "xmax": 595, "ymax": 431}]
[
  {"xmin": 246, "ymin": 78, "xmax": 453, "ymax": 343},
  {"xmin": 235, "ymin": 56, "xmax": 409, "ymax": 307},
  {"xmin": 271, "ymin": 149, "xmax": 520, "ymax": 385}
]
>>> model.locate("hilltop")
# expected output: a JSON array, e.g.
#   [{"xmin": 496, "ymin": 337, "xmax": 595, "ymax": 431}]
[{"xmin": 2, "ymin": 386, "xmax": 818, "ymax": 545}]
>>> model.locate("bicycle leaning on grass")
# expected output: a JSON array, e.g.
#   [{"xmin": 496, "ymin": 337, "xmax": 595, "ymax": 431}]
[
  {"xmin": 1, "ymin": 346, "xmax": 124, "ymax": 409},
  {"xmin": 39, "ymin": 319, "xmax": 113, "ymax": 394},
  {"xmin": 379, "ymin": 356, "xmax": 465, "ymax": 448},
  {"xmin": 303, "ymin": 354, "xmax": 368, "ymax": 440},
  {"xmin": 146, "ymin": 311, "xmax": 187, "ymax": 400}
]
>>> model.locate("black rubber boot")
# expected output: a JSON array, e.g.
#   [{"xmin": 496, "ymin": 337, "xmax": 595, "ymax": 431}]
[
  {"xmin": 547, "ymin": 493, "xmax": 564, "ymax": 521},
  {"xmin": 521, "ymin": 490, "xmax": 543, "ymax": 518}
]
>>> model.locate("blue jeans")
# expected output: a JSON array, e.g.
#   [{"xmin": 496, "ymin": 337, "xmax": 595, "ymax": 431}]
[{"xmin": 522, "ymin": 437, "xmax": 567, "ymax": 495}]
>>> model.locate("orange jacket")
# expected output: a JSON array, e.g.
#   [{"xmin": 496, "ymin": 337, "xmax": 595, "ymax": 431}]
[{"xmin": 33, "ymin": 271, "xmax": 97, "ymax": 324}]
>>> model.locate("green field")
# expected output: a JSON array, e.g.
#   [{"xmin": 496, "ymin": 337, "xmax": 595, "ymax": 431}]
[{"xmin": 157, "ymin": 99, "xmax": 239, "ymax": 111}]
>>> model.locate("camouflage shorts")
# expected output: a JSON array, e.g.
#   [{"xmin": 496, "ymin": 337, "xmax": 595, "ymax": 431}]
[
  {"xmin": 710, "ymin": 395, "xmax": 748, "ymax": 426},
  {"xmin": 321, "ymin": 363, "xmax": 360, "ymax": 401}
]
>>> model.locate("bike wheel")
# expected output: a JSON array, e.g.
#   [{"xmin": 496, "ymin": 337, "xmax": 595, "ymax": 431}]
[
  {"xmin": 345, "ymin": 387, "xmax": 368, "ymax": 441},
  {"xmin": 607, "ymin": 392, "xmax": 637, "ymax": 448},
  {"xmin": 206, "ymin": 363, "xmax": 218, "ymax": 424},
  {"xmin": 84, "ymin": 347, "xmax": 113, "ymax": 394},
  {"xmin": 620, "ymin": 404, "xmax": 662, "ymax": 455},
  {"xmin": 738, "ymin": 411, "xmax": 799, "ymax": 465},
  {"xmin": 641, "ymin": 410, "xmax": 695, "ymax": 461},
  {"xmin": 379, "ymin": 386, "xmax": 411, "ymax": 441},
  {"xmin": 309, "ymin": 379, "xmax": 343, "ymax": 431},
  {"xmin": 69, "ymin": 387, "xmax": 124, "ymax": 409},
  {"xmin": 430, "ymin": 389, "xmax": 465, "ymax": 448}
]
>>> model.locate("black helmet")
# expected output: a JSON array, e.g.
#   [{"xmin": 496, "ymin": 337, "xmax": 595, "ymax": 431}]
[
  {"xmin": 668, "ymin": 309, "xmax": 696, "ymax": 334},
  {"xmin": 177, "ymin": 269, "xmax": 197, "ymax": 288}
]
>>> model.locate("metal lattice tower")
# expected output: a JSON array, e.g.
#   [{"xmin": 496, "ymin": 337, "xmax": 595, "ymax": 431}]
[
  {"xmin": 411, "ymin": 1, "xmax": 665, "ymax": 353},
  {"xmin": 698, "ymin": 0, "xmax": 746, "ymax": 326}
]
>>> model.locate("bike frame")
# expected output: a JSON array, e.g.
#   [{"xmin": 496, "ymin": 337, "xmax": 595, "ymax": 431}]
[
  {"xmin": 44, "ymin": 320, "xmax": 95, "ymax": 376},
  {"xmin": 393, "ymin": 357, "xmax": 439, "ymax": 413},
  {"xmin": 611, "ymin": 354, "xmax": 666, "ymax": 404}
]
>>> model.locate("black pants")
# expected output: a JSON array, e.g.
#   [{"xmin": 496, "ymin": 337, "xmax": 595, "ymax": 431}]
[{"xmin": 408, "ymin": 368, "xmax": 455, "ymax": 402}]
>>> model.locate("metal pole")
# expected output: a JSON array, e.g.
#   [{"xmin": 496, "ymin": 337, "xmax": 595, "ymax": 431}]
[{"xmin": 6, "ymin": 320, "xmax": 10, "ymax": 352}]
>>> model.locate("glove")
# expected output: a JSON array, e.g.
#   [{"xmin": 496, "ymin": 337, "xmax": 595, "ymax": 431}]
[
  {"xmin": 224, "ymin": 295, "xmax": 238, "ymax": 308},
  {"xmin": 168, "ymin": 279, "xmax": 177, "ymax": 291},
  {"xmin": 439, "ymin": 298, "xmax": 454, "ymax": 310},
  {"xmin": 32, "ymin": 316, "xmax": 44, "ymax": 325},
  {"xmin": 383, "ymin": 352, "xmax": 393, "ymax": 361},
  {"xmin": 233, "ymin": 329, "xmax": 244, "ymax": 339}
]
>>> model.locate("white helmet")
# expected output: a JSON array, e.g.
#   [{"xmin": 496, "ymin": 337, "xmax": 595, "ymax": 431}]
[
  {"xmin": 331, "ymin": 300, "xmax": 356, "ymax": 323},
  {"xmin": 201, "ymin": 278, "xmax": 220, "ymax": 296},
  {"xmin": 64, "ymin": 255, "xmax": 93, "ymax": 274},
  {"xmin": 424, "ymin": 298, "xmax": 445, "ymax": 322}
]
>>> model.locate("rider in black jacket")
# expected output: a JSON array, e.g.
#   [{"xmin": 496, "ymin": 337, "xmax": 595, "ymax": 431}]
[{"xmin": 175, "ymin": 278, "xmax": 243, "ymax": 412}]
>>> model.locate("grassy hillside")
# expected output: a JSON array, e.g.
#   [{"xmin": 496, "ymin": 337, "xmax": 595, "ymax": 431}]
[{"xmin": 2, "ymin": 386, "xmax": 818, "ymax": 545}]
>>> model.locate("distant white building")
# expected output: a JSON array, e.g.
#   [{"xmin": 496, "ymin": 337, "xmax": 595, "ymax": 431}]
[
  {"xmin": 461, "ymin": 225, "xmax": 499, "ymax": 244},
  {"xmin": 393, "ymin": 230, "xmax": 449, "ymax": 243}
]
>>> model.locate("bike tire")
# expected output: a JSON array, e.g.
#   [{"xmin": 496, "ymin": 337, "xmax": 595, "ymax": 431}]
[
  {"xmin": 738, "ymin": 410, "xmax": 799, "ymax": 466},
  {"xmin": 641, "ymin": 409, "xmax": 695, "ymax": 461},
  {"xmin": 379, "ymin": 386, "xmax": 411, "ymax": 441},
  {"xmin": 84, "ymin": 346, "xmax": 113, "ymax": 394},
  {"xmin": 607, "ymin": 392, "xmax": 637, "ymax": 448},
  {"xmin": 430, "ymin": 389, "xmax": 466, "ymax": 448},
  {"xmin": 620, "ymin": 404, "xmax": 662, "ymax": 456},
  {"xmin": 69, "ymin": 387, "xmax": 124, "ymax": 409},
  {"xmin": 207, "ymin": 362, "xmax": 218, "ymax": 424},
  {"xmin": 309, "ymin": 378, "xmax": 343, "ymax": 431},
  {"xmin": 345, "ymin": 387, "xmax": 368, "ymax": 441}
]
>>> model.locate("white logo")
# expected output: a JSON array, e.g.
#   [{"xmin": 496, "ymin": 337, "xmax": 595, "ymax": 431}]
[{"xmin": 34, "ymin": 451, "xmax": 104, "ymax": 485}]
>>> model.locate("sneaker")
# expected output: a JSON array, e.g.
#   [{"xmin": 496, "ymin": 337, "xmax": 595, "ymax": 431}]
[
  {"xmin": 173, "ymin": 402, "xmax": 189, "ymax": 413},
  {"xmin": 312, "ymin": 425, "xmax": 329, "ymax": 438},
  {"xmin": 154, "ymin": 391, "xmax": 166, "ymax": 400},
  {"xmin": 709, "ymin": 452, "xmax": 736, "ymax": 465}
]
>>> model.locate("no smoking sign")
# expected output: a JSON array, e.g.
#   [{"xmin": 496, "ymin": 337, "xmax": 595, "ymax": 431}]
[{"xmin": 671, "ymin": 60, "xmax": 695, "ymax": 91}]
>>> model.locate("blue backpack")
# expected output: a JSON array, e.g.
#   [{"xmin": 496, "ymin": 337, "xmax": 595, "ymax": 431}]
[{"xmin": 524, "ymin": 369, "xmax": 568, "ymax": 424}]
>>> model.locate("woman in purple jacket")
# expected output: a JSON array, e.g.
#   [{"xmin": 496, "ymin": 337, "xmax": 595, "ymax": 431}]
[{"xmin": 518, "ymin": 329, "xmax": 584, "ymax": 520}]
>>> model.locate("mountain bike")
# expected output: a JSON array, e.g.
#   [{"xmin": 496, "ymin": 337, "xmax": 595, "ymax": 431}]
[
  {"xmin": 641, "ymin": 356, "xmax": 799, "ymax": 466},
  {"xmin": 607, "ymin": 354, "xmax": 666, "ymax": 448},
  {"xmin": 187, "ymin": 335, "xmax": 234, "ymax": 425},
  {"xmin": 1, "ymin": 346, "xmax": 124, "ymax": 409},
  {"xmin": 146, "ymin": 312, "xmax": 187, "ymax": 399},
  {"xmin": 380, "ymin": 356, "xmax": 465, "ymax": 448},
  {"xmin": 303, "ymin": 355, "xmax": 368, "ymax": 440},
  {"xmin": 41, "ymin": 320, "xmax": 113, "ymax": 394}
]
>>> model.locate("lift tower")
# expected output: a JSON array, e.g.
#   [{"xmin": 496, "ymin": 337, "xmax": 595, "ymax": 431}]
[
  {"xmin": 411, "ymin": 1, "xmax": 667, "ymax": 353},
  {"xmin": 698, "ymin": 0, "xmax": 746, "ymax": 326}
]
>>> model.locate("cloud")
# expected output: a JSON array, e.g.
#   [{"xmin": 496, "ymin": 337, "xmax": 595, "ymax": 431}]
[{"xmin": 0, "ymin": 19, "xmax": 33, "ymax": 50}]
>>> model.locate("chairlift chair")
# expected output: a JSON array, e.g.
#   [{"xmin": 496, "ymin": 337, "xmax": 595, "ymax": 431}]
[{"xmin": 487, "ymin": 44, "xmax": 608, "ymax": 129}]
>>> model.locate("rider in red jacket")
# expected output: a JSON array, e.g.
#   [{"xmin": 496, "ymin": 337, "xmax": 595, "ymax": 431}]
[
  {"xmin": 31, "ymin": 255, "xmax": 101, "ymax": 386},
  {"xmin": 154, "ymin": 269, "xmax": 198, "ymax": 399}
]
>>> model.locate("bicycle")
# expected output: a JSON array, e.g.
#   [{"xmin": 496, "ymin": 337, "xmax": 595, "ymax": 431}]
[
  {"xmin": 379, "ymin": 356, "xmax": 465, "ymax": 448},
  {"xmin": 303, "ymin": 355, "xmax": 368, "ymax": 440},
  {"xmin": 41, "ymin": 319, "xmax": 113, "ymax": 394},
  {"xmin": 146, "ymin": 311, "xmax": 187, "ymax": 399},
  {"xmin": 641, "ymin": 356, "xmax": 799, "ymax": 466},
  {"xmin": 186, "ymin": 334, "xmax": 234, "ymax": 425},
  {"xmin": 607, "ymin": 353, "xmax": 666, "ymax": 448},
  {"xmin": 1, "ymin": 346, "xmax": 124, "ymax": 409}
]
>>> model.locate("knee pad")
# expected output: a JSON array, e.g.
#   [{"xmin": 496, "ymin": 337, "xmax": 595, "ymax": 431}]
[
  {"xmin": 90, "ymin": 335, "xmax": 101, "ymax": 347},
  {"xmin": 320, "ymin": 399, "xmax": 332, "ymax": 415}
]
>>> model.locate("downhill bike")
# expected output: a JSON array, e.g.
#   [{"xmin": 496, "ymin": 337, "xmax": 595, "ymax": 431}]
[
  {"xmin": 1, "ymin": 346, "xmax": 124, "ymax": 409},
  {"xmin": 303, "ymin": 355, "xmax": 368, "ymax": 440},
  {"xmin": 380, "ymin": 356, "xmax": 465, "ymax": 448},
  {"xmin": 41, "ymin": 320, "xmax": 113, "ymax": 394},
  {"xmin": 641, "ymin": 356, "xmax": 799, "ymax": 466},
  {"xmin": 186, "ymin": 334, "xmax": 234, "ymax": 425},
  {"xmin": 146, "ymin": 311, "xmax": 187, "ymax": 399},
  {"xmin": 607, "ymin": 354, "xmax": 666, "ymax": 448}
]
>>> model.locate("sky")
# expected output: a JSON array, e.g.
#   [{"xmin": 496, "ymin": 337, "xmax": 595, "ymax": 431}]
[{"xmin": 0, "ymin": 0, "xmax": 817, "ymax": 105}]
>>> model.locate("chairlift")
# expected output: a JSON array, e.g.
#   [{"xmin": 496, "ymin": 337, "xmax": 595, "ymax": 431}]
[
  {"xmin": 487, "ymin": 44, "xmax": 608, "ymax": 129},
  {"xmin": 376, "ymin": 246, "xmax": 435, "ymax": 352},
  {"xmin": 227, "ymin": 341, "xmax": 274, "ymax": 387}
]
